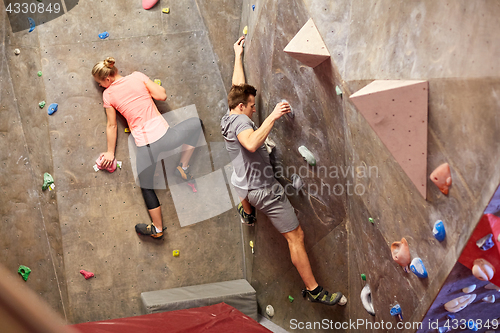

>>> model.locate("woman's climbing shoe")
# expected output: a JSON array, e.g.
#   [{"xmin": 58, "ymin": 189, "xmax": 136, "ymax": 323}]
[
  {"xmin": 237, "ymin": 202, "xmax": 256, "ymax": 226},
  {"xmin": 302, "ymin": 286, "xmax": 343, "ymax": 305},
  {"xmin": 175, "ymin": 164, "xmax": 195, "ymax": 182},
  {"xmin": 135, "ymin": 223, "xmax": 166, "ymax": 239}
]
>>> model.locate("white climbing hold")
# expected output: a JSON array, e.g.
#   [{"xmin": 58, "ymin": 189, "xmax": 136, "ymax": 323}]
[
  {"xmin": 482, "ymin": 295, "xmax": 495, "ymax": 303},
  {"xmin": 462, "ymin": 284, "xmax": 476, "ymax": 293},
  {"xmin": 485, "ymin": 283, "xmax": 500, "ymax": 292},
  {"xmin": 360, "ymin": 285, "xmax": 375, "ymax": 316},
  {"xmin": 265, "ymin": 305, "xmax": 274, "ymax": 317},
  {"xmin": 338, "ymin": 295, "xmax": 347, "ymax": 306},
  {"xmin": 444, "ymin": 294, "xmax": 476, "ymax": 313},
  {"xmin": 472, "ymin": 258, "xmax": 495, "ymax": 281},
  {"xmin": 14, "ymin": 49, "xmax": 20, "ymax": 55}
]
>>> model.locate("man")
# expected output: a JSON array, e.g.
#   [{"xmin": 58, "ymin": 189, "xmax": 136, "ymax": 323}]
[{"xmin": 221, "ymin": 36, "xmax": 345, "ymax": 306}]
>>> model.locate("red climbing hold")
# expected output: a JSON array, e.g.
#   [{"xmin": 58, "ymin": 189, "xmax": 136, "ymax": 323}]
[
  {"xmin": 80, "ymin": 270, "xmax": 94, "ymax": 279},
  {"xmin": 188, "ymin": 182, "xmax": 197, "ymax": 193}
]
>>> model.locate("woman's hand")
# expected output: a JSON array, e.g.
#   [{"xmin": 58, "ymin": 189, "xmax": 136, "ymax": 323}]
[{"xmin": 99, "ymin": 152, "xmax": 115, "ymax": 168}]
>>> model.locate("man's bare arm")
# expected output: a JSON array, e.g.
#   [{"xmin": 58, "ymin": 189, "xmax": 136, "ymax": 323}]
[{"xmin": 232, "ymin": 36, "xmax": 246, "ymax": 85}]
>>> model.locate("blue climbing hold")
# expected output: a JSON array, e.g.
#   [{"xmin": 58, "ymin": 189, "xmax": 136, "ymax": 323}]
[
  {"xmin": 433, "ymin": 220, "xmax": 446, "ymax": 242},
  {"xmin": 48, "ymin": 103, "xmax": 58, "ymax": 115},
  {"xmin": 467, "ymin": 319, "xmax": 478, "ymax": 331},
  {"xmin": 28, "ymin": 17, "xmax": 36, "ymax": 32},
  {"xmin": 98, "ymin": 31, "xmax": 109, "ymax": 39},
  {"xmin": 390, "ymin": 304, "xmax": 403, "ymax": 320},
  {"xmin": 410, "ymin": 258, "xmax": 428, "ymax": 278},
  {"xmin": 252, "ymin": 5, "xmax": 255, "ymax": 11},
  {"xmin": 476, "ymin": 233, "xmax": 494, "ymax": 251}
]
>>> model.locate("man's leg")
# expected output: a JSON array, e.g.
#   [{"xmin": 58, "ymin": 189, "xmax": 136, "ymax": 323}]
[{"xmin": 282, "ymin": 225, "xmax": 318, "ymax": 291}]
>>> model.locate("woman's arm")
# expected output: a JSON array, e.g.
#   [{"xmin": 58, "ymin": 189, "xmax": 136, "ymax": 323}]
[
  {"xmin": 99, "ymin": 107, "xmax": 118, "ymax": 168},
  {"xmin": 145, "ymin": 79, "xmax": 167, "ymax": 101}
]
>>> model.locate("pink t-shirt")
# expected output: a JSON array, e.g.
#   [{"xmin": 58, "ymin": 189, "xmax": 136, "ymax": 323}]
[{"xmin": 103, "ymin": 72, "xmax": 169, "ymax": 147}]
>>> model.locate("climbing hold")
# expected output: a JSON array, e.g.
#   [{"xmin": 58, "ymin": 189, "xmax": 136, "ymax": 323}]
[
  {"xmin": 18, "ymin": 265, "xmax": 31, "ymax": 281},
  {"xmin": 281, "ymin": 99, "xmax": 294, "ymax": 118},
  {"xmin": 187, "ymin": 182, "xmax": 197, "ymax": 193},
  {"xmin": 39, "ymin": 101, "xmax": 46, "ymax": 109},
  {"xmin": 476, "ymin": 233, "xmax": 494, "ymax": 251},
  {"xmin": 243, "ymin": 26, "xmax": 248, "ymax": 35},
  {"xmin": 288, "ymin": 295, "xmax": 294, "ymax": 303},
  {"xmin": 338, "ymin": 295, "xmax": 347, "ymax": 306},
  {"xmin": 252, "ymin": 5, "xmax": 255, "ymax": 11},
  {"xmin": 462, "ymin": 284, "xmax": 476, "ymax": 293},
  {"xmin": 361, "ymin": 273, "xmax": 366, "ymax": 281},
  {"xmin": 291, "ymin": 174, "xmax": 304, "ymax": 191},
  {"xmin": 444, "ymin": 294, "xmax": 476, "ymax": 313},
  {"xmin": 14, "ymin": 49, "xmax": 20, "ymax": 55},
  {"xmin": 173, "ymin": 250, "xmax": 180, "ymax": 257},
  {"xmin": 142, "ymin": 0, "xmax": 159, "ymax": 10},
  {"xmin": 472, "ymin": 258, "xmax": 495, "ymax": 281},
  {"xmin": 37, "ymin": 71, "xmax": 42, "ymax": 77},
  {"xmin": 433, "ymin": 220, "xmax": 446, "ymax": 242},
  {"xmin": 430, "ymin": 163, "xmax": 452, "ymax": 195},
  {"xmin": 95, "ymin": 156, "xmax": 117, "ymax": 173},
  {"xmin": 391, "ymin": 237, "xmax": 411, "ymax": 272},
  {"xmin": 368, "ymin": 217, "xmax": 374, "ymax": 224},
  {"xmin": 265, "ymin": 305, "xmax": 274, "ymax": 317},
  {"xmin": 360, "ymin": 285, "xmax": 375, "ymax": 316},
  {"xmin": 447, "ymin": 314, "xmax": 455, "ymax": 320},
  {"xmin": 42, "ymin": 172, "xmax": 54, "ymax": 191},
  {"xmin": 390, "ymin": 304, "xmax": 403, "ymax": 321},
  {"xmin": 335, "ymin": 86, "xmax": 342, "ymax": 96},
  {"xmin": 162, "ymin": 8, "xmax": 170, "ymax": 14},
  {"xmin": 298, "ymin": 146, "xmax": 316, "ymax": 166},
  {"xmin": 117, "ymin": 161, "xmax": 122, "ymax": 169},
  {"xmin": 154, "ymin": 79, "xmax": 162, "ymax": 86},
  {"xmin": 482, "ymin": 295, "xmax": 495, "ymax": 303},
  {"xmin": 28, "ymin": 17, "xmax": 36, "ymax": 32},
  {"xmin": 410, "ymin": 258, "xmax": 428, "ymax": 278},
  {"xmin": 98, "ymin": 31, "xmax": 109, "ymax": 39},
  {"xmin": 125, "ymin": 128, "xmax": 130, "ymax": 133},
  {"xmin": 467, "ymin": 320, "xmax": 478, "ymax": 332},
  {"xmin": 264, "ymin": 137, "xmax": 276, "ymax": 154},
  {"xmin": 80, "ymin": 270, "xmax": 94, "ymax": 279},
  {"xmin": 249, "ymin": 240, "xmax": 254, "ymax": 254},
  {"xmin": 48, "ymin": 103, "xmax": 58, "ymax": 115},
  {"xmin": 484, "ymin": 283, "xmax": 500, "ymax": 291},
  {"xmin": 284, "ymin": 18, "xmax": 330, "ymax": 68},
  {"xmin": 438, "ymin": 327, "xmax": 450, "ymax": 333}
]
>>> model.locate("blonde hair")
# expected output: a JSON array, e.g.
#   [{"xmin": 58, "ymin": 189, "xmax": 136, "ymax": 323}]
[{"xmin": 92, "ymin": 57, "xmax": 118, "ymax": 81}]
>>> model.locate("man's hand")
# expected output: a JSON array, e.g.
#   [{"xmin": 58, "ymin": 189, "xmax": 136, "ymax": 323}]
[
  {"xmin": 99, "ymin": 152, "xmax": 115, "ymax": 168},
  {"xmin": 270, "ymin": 102, "xmax": 291, "ymax": 121},
  {"xmin": 234, "ymin": 36, "xmax": 245, "ymax": 57}
]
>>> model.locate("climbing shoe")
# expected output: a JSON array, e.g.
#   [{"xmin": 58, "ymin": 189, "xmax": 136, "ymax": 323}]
[
  {"xmin": 175, "ymin": 164, "xmax": 195, "ymax": 182},
  {"xmin": 237, "ymin": 202, "xmax": 256, "ymax": 226},
  {"xmin": 302, "ymin": 286, "xmax": 343, "ymax": 305},
  {"xmin": 135, "ymin": 223, "xmax": 166, "ymax": 239}
]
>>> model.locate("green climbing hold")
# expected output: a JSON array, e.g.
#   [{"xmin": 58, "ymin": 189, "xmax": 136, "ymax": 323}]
[
  {"xmin": 42, "ymin": 172, "xmax": 54, "ymax": 190},
  {"xmin": 298, "ymin": 146, "xmax": 316, "ymax": 166},
  {"xmin": 37, "ymin": 71, "xmax": 42, "ymax": 77},
  {"xmin": 288, "ymin": 295, "xmax": 294, "ymax": 303},
  {"xmin": 39, "ymin": 101, "xmax": 46, "ymax": 108},
  {"xmin": 368, "ymin": 218, "xmax": 374, "ymax": 224},
  {"xmin": 18, "ymin": 265, "xmax": 31, "ymax": 281},
  {"xmin": 361, "ymin": 274, "xmax": 366, "ymax": 281},
  {"xmin": 335, "ymin": 86, "xmax": 342, "ymax": 96}
]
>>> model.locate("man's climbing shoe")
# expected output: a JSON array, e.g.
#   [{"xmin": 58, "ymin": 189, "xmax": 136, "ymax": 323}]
[
  {"xmin": 175, "ymin": 164, "xmax": 195, "ymax": 182},
  {"xmin": 302, "ymin": 286, "xmax": 343, "ymax": 305},
  {"xmin": 135, "ymin": 223, "xmax": 166, "ymax": 239},
  {"xmin": 237, "ymin": 202, "xmax": 256, "ymax": 226}
]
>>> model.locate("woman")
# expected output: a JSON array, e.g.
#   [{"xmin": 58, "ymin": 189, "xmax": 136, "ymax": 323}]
[{"xmin": 92, "ymin": 57, "xmax": 203, "ymax": 239}]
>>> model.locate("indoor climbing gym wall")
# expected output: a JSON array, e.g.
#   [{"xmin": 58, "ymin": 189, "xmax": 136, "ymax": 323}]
[{"xmin": 1, "ymin": 0, "xmax": 246, "ymax": 325}]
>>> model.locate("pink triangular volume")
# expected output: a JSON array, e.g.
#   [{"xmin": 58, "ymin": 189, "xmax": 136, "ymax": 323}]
[
  {"xmin": 284, "ymin": 18, "xmax": 330, "ymax": 68},
  {"xmin": 350, "ymin": 80, "xmax": 429, "ymax": 199}
]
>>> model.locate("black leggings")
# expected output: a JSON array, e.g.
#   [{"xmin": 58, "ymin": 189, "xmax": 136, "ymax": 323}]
[{"xmin": 136, "ymin": 117, "xmax": 203, "ymax": 210}]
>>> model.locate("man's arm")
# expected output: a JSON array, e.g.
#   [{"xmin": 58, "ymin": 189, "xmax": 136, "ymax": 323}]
[
  {"xmin": 232, "ymin": 36, "xmax": 246, "ymax": 85},
  {"xmin": 237, "ymin": 102, "xmax": 290, "ymax": 152},
  {"xmin": 100, "ymin": 107, "xmax": 118, "ymax": 167}
]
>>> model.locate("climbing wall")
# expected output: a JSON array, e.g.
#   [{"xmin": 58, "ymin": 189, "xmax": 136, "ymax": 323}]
[{"xmin": 0, "ymin": 0, "xmax": 245, "ymax": 325}]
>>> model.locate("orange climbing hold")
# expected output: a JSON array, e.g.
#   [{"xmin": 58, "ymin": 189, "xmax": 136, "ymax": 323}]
[{"xmin": 430, "ymin": 163, "xmax": 452, "ymax": 195}]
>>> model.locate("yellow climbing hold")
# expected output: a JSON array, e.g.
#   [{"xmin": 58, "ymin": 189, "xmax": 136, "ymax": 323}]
[
  {"xmin": 162, "ymin": 8, "xmax": 170, "ymax": 14},
  {"xmin": 243, "ymin": 26, "xmax": 248, "ymax": 35},
  {"xmin": 173, "ymin": 250, "xmax": 180, "ymax": 257},
  {"xmin": 125, "ymin": 128, "xmax": 130, "ymax": 133},
  {"xmin": 154, "ymin": 79, "xmax": 162, "ymax": 86}
]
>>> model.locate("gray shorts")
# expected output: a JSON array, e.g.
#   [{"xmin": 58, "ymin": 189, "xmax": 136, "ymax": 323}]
[{"xmin": 246, "ymin": 181, "xmax": 299, "ymax": 234}]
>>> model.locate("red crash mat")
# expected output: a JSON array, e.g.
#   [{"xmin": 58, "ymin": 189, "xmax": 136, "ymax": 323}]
[{"xmin": 70, "ymin": 302, "xmax": 271, "ymax": 333}]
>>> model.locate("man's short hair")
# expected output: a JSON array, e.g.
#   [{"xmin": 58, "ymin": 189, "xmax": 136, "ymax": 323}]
[{"xmin": 228, "ymin": 84, "xmax": 257, "ymax": 110}]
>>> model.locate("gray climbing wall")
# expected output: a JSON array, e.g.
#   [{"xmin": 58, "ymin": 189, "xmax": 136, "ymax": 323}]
[{"xmin": 0, "ymin": 0, "xmax": 245, "ymax": 324}]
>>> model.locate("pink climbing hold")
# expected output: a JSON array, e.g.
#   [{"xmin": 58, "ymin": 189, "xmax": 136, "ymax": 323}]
[
  {"xmin": 96, "ymin": 155, "xmax": 117, "ymax": 173},
  {"xmin": 80, "ymin": 270, "xmax": 94, "ymax": 279},
  {"xmin": 142, "ymin": 0, "xmax": 159, "ymax": 10},
  {"xmin": 430, "ymin": 163, "xmax": 452, "ymax": 195},
  {"xmin": 188, "ymin": 182, "xmax": 197, "ymax": 193}
]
